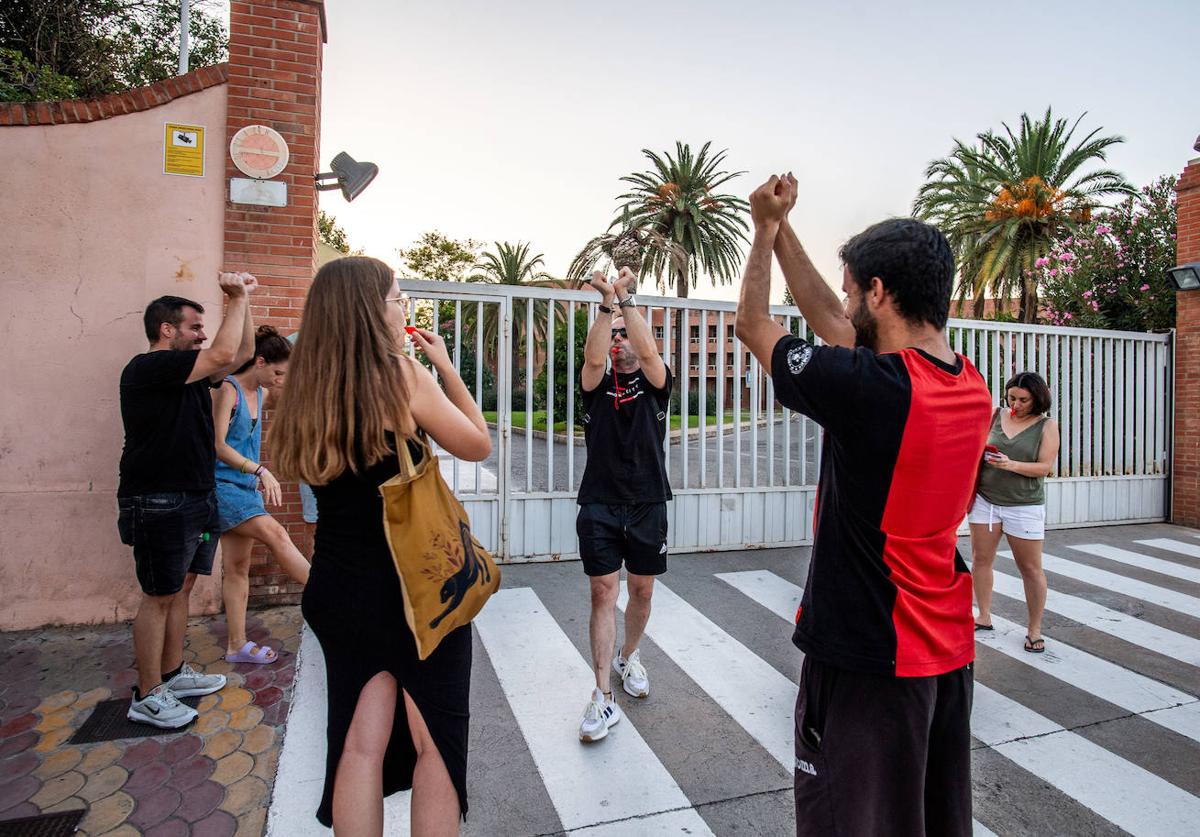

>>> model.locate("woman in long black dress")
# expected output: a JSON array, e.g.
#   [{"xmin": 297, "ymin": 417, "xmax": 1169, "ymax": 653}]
[{"xmin": 272, "ymin": 257, "xmax": 491, "ymax": 836}]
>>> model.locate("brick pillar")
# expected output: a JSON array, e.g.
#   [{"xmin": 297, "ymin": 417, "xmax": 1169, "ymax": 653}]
[
  {"xmin": 1172, "ymin": 157, "xmax": 1200, "ymax": 527},
  {"xmin": 224, "ymin": 0, "xmax": 326, "ymax": 604}
]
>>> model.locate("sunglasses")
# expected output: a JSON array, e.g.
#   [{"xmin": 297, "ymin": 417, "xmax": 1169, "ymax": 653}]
[{"xmin": 611, "ymin": 328, "xmax": 628, "ymax": 338}]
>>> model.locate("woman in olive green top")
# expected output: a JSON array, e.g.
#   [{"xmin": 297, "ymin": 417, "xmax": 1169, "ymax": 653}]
[{"xmin": 968, "ymin": 372, "xmax": 1061, "ymax": 653}]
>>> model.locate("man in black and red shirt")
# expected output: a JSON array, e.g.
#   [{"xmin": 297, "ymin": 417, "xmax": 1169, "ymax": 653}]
[{"xmin": 736, "ymin": 174, "xmax": 992, "ymax": 836}]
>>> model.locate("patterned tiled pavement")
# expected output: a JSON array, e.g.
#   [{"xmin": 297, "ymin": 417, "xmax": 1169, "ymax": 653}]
[{"xmin": 0, "ymin": 607, "xmax": 302, "ymax": 836}]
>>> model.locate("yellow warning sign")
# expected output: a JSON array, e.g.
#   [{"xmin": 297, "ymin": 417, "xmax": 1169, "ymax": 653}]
[{"xmin": 164, "ymin": 123, "xmax": 205, "ymax": 177}]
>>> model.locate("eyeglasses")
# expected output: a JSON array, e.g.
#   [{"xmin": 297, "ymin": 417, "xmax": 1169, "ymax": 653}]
[
  {"xmin": 385, "ymin": 296, "xmax": 406, "ymax": 307},
  {"xmin": 611, "ymin": 328, "xmax": 628, "ymax": 338}
]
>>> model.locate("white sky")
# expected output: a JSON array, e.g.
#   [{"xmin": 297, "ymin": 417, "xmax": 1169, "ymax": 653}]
[{"xmin": 309, "ymin": 0, "xmax": 1199, "ymax": 302}]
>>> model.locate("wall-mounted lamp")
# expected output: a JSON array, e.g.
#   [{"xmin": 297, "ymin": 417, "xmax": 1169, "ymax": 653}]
[
  {"xmin": 315, "ymin": 152, "xmax": 378, "ymax": 202},
  {"xmin": 1167, "ymin": 263, "xmax": 1200, "ymax": 292}
]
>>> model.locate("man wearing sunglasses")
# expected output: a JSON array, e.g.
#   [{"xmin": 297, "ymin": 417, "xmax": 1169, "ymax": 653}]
[{"xmin": 575, "ymin": 267, "xmax": 674, "ymax": 743}]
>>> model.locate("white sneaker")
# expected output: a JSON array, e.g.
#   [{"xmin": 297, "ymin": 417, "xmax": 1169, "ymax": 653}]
[
  {"xmin": 165, "ymin": 663, "xmax": 226, "ymax": 698},
  {"xmin": 578, "ymin": 688, "xmax": 622, "ymax": 742},
  {"xmin": 613, "ymin": 649, "xmax": 649, "ymax": 698},
  {"xmin": 127, "ymin": 684, "xmax": 198, "ymax": 729}
]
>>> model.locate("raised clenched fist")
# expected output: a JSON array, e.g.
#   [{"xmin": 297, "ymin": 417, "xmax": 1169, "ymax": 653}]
[
  {"xmin": 589, "ymin": 270, "xmax": 615, "ymax": 301},
  {"xmin": 749, "ymin": 175, "xmax": 790, "ymax": 229}
]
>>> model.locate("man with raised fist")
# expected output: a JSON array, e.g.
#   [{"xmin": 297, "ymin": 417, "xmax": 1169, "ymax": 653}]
[
  {"xmin": 575, "ymin": 267, "xmax": 675, "ymax": 743},
  {"xmin": 118, "ymin": 271, "xmax": 258, "ymax": 728}
]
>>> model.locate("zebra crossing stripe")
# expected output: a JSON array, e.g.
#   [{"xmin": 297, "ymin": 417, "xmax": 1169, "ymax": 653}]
[
  {"xmin": 1013, "ymin": 550, "xmax": 1200, "ymax": 618},
  {"xmin": 713, "ymin": 570, "xmax": 802, "ymax": 627},
  {"xmin": 989, "ymin": 570, "xmax": 1200, "ymax": 668},
  {"xmin": 974, "ymin": 615, "xmax": 1200, "ymax": 744},
  {"xmin": 474, "ymin": 587, "xmax": 714, "ymax": 835},
  {"xmin": 717, "ymin": 570, "xmax": 1200, "ymax": 837},
  {"xmin": 1069, "ymin": 543, "xmax": 1200, "ymax": 585},
  {"xmin": 1136, "ymin": 538, "xmax": 1200, "ymax": 561},
  {"xmin": 972, "ymin": 822, "xmax": 999, "ymax": 837},
  {"xmin": 616, "ymin": 580, "xmax": 797, "ymax": 771},
  {"xmin": 267, "ymin": 627, "xmax": 412, "ymax": 837},
  {"xmin": 972, "ymin": 684, "xmax": 1200, "ymax": 836}
]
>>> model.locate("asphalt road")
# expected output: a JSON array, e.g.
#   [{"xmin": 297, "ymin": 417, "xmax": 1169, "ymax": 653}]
[{"xmin": 437, "ymin": 416, "xmax": 823, "ymax": 494}]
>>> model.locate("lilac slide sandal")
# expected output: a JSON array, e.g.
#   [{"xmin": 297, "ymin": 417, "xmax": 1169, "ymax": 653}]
[{"xmin": 225, "ymin": 641, "xmax": 278, "ymax": 664}]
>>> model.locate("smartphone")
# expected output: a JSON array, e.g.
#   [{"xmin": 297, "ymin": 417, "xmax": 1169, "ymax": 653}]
[
  {"xmin": 404, "ymin": 325, "xmax": 417, "ymax": 334},
  {"xmin": 983, "ymin": 444, "xmax": 1001, "ymax": 460}
]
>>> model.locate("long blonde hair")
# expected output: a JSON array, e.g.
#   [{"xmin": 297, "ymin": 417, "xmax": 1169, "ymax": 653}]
[{"xmin": 272, "ymin": 256, "xmax": 411, "ymax": 484}]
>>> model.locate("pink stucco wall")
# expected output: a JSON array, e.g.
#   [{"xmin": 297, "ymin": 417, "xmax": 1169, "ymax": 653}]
[{"xmin": 0, "ymin": 84, "xmax": 230, "ymax": 629}]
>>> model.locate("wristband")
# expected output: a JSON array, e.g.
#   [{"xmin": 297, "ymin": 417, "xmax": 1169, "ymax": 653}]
[
  {"xmin": 598, "ymin": 304, "xmax": 613, "ymax": 314},
  {"xmin": 239, "ymin": 459, "xmax": 251, "ymax": 474},
  {"xmin": 254, "ymin": 465, "xmax": 265, "ymax": 477},
  {"xmin": 617, "ymin": 296, "xmax": 636, "ymax": 308}
]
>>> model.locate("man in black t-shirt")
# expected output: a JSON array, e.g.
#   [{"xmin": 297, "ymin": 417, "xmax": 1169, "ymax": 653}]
[
  {"xmin": 736, "ymin": 174, "xmax": 990, "ymax": 836},
  {"xmin": 117, "ymin": 272, "xmax": 258, "ymax": 729},
  {"xmin": 576, "ymin": 267, "xmax": 674, "ymax": 743}
]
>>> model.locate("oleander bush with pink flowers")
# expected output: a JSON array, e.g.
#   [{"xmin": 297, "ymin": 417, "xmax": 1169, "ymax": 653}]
[{"xmin": 1038, "ymin": 175, "xmax": 1177, "ymax": 331}]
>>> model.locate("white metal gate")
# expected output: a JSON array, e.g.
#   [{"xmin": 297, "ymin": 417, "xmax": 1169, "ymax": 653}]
[{"xmin": 397, "ymin": 279, "xmax": 1173, "ymax": 562}]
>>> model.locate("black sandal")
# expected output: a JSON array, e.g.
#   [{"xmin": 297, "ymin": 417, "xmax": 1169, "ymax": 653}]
[
  {"xmin": 974, "ymin": 623, "xmax": 994, "ymax": 631},
  {"xmin": 1024, "ymin": 636, "xmax": 1045, "ymax": 653}
]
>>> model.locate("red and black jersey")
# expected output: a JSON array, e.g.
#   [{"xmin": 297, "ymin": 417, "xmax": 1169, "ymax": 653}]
[{"xmin": 771, "ymin": 335, "xmax": 993, "ymax": 677}]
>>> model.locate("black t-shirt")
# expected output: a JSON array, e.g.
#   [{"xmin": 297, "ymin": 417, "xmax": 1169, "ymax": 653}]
[
  {"xmin": 770, "ymin": 335, "xmax": 993, "ymax": 677},
  {"xmin": 117, "ymin": 350, "xmax": 218, "ymax": 497},
  {"xmin": 578, "ymin": 365, "xmax": 674, "ymax": 505}
]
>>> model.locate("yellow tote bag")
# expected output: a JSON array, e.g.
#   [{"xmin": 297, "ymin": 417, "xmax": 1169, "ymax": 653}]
[{"xmin": 379, "ymin": 436, "xmax": 500, "ymax": 659}]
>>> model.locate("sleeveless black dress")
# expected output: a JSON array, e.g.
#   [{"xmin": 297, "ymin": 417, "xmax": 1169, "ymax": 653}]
[{"xmin": 300, "ymin": 438, "xmax": 471, "ymax": 826}]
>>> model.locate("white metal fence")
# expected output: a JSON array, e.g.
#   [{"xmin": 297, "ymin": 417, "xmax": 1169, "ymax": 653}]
[{"xmin": 397, "ymin": 279, "xmax": 1173, "ymax": 562}]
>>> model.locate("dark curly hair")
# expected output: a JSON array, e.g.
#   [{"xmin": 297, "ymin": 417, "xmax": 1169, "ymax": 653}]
[
  {"xmin": 839, "ymin": 218, "xmax": 955, "ymax": 330},
  {"xmin": 234, "ymin": 325, "xmax": 291, "ymax": 374}
]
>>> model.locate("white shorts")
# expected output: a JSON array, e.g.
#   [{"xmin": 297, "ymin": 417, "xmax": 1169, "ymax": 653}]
[{"xmin": 968, "ymin": 495, "xmax": 1045, "ymax": 540}]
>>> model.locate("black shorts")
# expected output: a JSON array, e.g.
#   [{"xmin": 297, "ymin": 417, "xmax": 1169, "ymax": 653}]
[
  {"xmin": 794, "ymin": 656, "xmax": 973, "ymax": 837},
  {"xmin": 117, "ymin": 490, "xmax": 220, "ymax": 596},
  {"xmin": 576, "ymin": 503, "xmax": 668, "ymax": 577}
]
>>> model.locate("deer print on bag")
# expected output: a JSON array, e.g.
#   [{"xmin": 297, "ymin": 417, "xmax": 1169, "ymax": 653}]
[{"xmin": 429, "ymin": 520, "xmax": 492, "ymax": 629}]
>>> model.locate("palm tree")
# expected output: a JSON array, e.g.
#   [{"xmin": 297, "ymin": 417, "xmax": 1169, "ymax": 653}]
[
  {"xmin": 468, "ymin": 241, "xmax": 565, "ymax": 375},
  {"xmin": 568, "ymin": 141, "xmax": 750, "ymax": 298},
  {"xmin": 565, "ymin": 223, "xmax": 687, "ymax": 290},
  {"xmin": 914, "ymin": 109, "xmax": 1133, "ymax": 322},
  {"xmin": 915, "ymin": 154, "xmax": 999, "ymax": 318}
]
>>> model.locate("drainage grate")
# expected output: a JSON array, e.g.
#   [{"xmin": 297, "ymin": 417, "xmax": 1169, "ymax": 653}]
[
  {"xmin": 67, "ymin": 696, "xmax": 200, "ymax": 744},
  {"xmin": 0, "ymin": 810, "xmax": 86, "ymax": 837}
]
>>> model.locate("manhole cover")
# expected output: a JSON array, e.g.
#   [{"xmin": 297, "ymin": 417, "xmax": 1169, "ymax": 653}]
[
  {"xmin": 68, "ymin": 696, "xmax": 200, "ymax": 744},
  {"xmin": 0, "ymin": 810, "xmax": 86, "ymax": 837}
]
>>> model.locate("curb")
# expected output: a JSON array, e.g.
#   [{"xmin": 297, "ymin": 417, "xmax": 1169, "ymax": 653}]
[{"xmin": 486, "ymin": 417, "xmax": 785, "ymax": 446}]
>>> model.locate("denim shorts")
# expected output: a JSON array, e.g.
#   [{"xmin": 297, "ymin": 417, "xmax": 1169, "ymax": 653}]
[
  {"xmin": 117, "ymin": 490, "xmax": 220, "ymax": 596},
  {"xmin": 215, "ymin": 478, "xmax": 267, "ymax": 533},
  {"xmin": 299, "ymin": 482, "xmax": 318, "ymax": 524}
]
